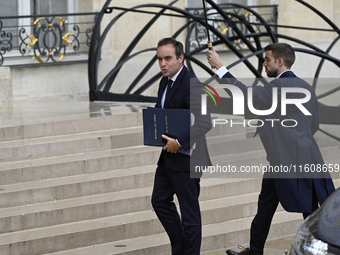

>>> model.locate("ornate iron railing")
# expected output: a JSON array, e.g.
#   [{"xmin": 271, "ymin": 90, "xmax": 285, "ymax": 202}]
[
  {"xmin": 0, "ymin": 12, "xmax": 98, "ymax": 66},
  {"xmin": 88, "ymin": 0, "xmax": 340, "ymax": 132}
]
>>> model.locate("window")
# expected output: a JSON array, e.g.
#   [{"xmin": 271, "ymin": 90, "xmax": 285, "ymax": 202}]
[
  {"xmin": 216, "ymin": 0, "xmax": 252, "ymax": 5},
  {"xmin": 186, "ymin": 0, "xmax": 256, "ymax": 8},
  {"xmin": 0, "ymin": 1, "xmax": 19, "ymax": 48},
  {"xmin": 186, "ymin": 0, "xmax": 258, "ymax": 51},
  {"xmin": 32, "ymin": 0, "xmax": 69, "ymax": 14},
  {"xmin": 29, "ymin": 0, "xmax": 77, "ymax": 54},
  {"xmin": 0, "ymin": 0, "xmax": 76, "ymax": 33},
  {"xmin": 0, "ymin": 0, "xmax": 93, "ymax": 66},
  {"xmin": 30, "ymin": 0, "xmax": 76, "ymax": 24},
  {"xmin": 0, "ymin": 0, "xmax": 76, "ymax": 49}
]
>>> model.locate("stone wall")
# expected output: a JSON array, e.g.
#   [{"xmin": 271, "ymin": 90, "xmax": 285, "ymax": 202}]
[
  {"xmin": 257, "ymin": 0, "xmax": 340, "ymax": 43},
  {"xmin": 0, "ymin": 67, "xmax": 13, "ymax": 111}
]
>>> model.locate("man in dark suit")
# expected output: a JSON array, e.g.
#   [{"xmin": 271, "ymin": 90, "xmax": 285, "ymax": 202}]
[
  {"xmin": 206, "ymin": 43, "xmax": 335, "ymax": 255},
  {"xmin": 151, "ymin": 37, "xmax": 212, "ymax": 255}
]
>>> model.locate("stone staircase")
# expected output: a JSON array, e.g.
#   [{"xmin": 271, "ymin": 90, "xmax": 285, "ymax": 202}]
[{"xmin": 0, "ymin": 110, "xmax": 338, "ymax": 255}]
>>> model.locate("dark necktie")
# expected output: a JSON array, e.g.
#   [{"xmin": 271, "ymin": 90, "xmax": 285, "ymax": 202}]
[{"xmin": 165, "ymin": 79, "xmax": 173, "ymax": 100}]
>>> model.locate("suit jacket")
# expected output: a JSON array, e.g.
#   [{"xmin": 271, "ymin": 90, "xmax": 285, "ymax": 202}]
[
  {"xmin": 223, "ymin": 70, "xmax": 335, "ymax": 213},
  {"xmin": 155, "ymin": 66, "xmax": 212, "ymax": 174}
]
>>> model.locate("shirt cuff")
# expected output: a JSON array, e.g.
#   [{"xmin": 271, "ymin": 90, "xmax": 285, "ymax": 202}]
[
  {"xmin": 176, "ymin": 139, "xmax": 182, "ymax": 147},
  {"xmin": 215, "ymin": 66, "xmax": 228, "ymax": 79}
]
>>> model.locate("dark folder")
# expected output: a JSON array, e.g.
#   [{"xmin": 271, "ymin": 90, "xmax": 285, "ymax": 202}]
[{"xmin": 142, "ymin": 107, "xmax": 194, "ymax": 156}]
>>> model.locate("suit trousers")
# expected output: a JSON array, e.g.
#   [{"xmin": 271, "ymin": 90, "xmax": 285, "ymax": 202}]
[
  {"xmin": 249, "ymin": 177, "xmax": 318, "ymax": 255},
  {"xmin": 151, "ymin": 165, "xmax": 201, "ymax": 255}
]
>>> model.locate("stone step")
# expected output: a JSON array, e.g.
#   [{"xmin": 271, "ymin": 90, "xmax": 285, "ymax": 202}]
[
  {"xmin": 0, "ymin": 146, "xmax": 160, "ymax": 185},
  {"xmin": 208, "ymin": 135, "xmax": 340, "ymax": 160},
  {"xmin": 0, "ymin": 141, "xmax": 338, "ymax": 211},
  {"xmin": 0, "ymin": 124, "xmax": 258, "ymax": 164},
  {"xmin": 206, "ymin": 124, "xmax": 248, "ymax": 138},
  {"xmin": 0, "ymin": 112, "xmax": 143, "ymax": 142},
  {"xmin": 4, "ymin": 177, "xmax": 337, "ymax": 255},
  {"xmin": 0, "ymin": 122, "xmax": 257, "ymax": 165},
  {"xmin": 0, "ymin": 142, "xmax": 337, "ymax": 197},
  {"xmin": 0, "ymin": 126, "xmax": 143, "ymax": 150},
  {"xmin": 209, "ymin": 143, "xmax": 340, "ymax": 165},
  {"xmin": 326, "ymin": 158, "xmax": 340, "ymax": 180},
  {"xmin": 0, "ymin": 161, "xmax": 263, "ymax": 210},
  {"xmin": 0, "ymin": 111, "xmax": 245, "ymax": 144},
  {"xmin": 0, "ymin": 186, "xmax": 152, "ymax": 234},
  {"xmin": 0, "ymin": 188, "xmax": 288, "ymax": 255},
  {"xmin": 37, "ymin": 210, "xmax": 303, "ymax": 255},
  {"xmin": 0, "ymin": 144, "xmax": 336, "ymax": 212},
  {"xmin": 206, "ymin": 144, "xmax": 340, "ymax": 178},
  {"xmin": 1, "ymin": 172, "xmax": 337, "ymax": 237},
  {"xmin": 0, "ymin": 108, "xmax": 337, "ymax": 255},
  {"xmin": 0, "ymin": 126, "xmax": 144, "ymax": 163},
  {"xmin": 207, "ymin": 135, "xmax": 264, "ymax": 157},
  {"xmin": 201, "ymin": 210, "xmax": 303, "ymax": 254},
  {"xmin": 0, "ymin": 186, "xmax": 260, "ymax": 234},
  {"xmin": 0, "ymin": 163, "xmax": 156, "ymax": 209},
  {"xmin": 0, "ymin": 134, "xmax": 262, "ymax": 186}
]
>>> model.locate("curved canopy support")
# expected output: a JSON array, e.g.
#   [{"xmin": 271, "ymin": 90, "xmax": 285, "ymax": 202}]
[{"xmin": 88, "ymin": 0, "xmax": 340, "ymax": 130}]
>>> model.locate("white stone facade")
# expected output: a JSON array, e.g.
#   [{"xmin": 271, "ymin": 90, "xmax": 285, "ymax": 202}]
[{"xmin": 3, "ymin": 0, "xmax": 340, "ymax": 100}]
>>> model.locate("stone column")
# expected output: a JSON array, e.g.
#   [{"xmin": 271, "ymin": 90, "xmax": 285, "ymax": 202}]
[{"xmin": 0, "ymin": 67, "xmax": 13, "ymax": 112}]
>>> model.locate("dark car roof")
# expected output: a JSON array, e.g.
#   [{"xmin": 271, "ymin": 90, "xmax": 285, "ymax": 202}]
[{"xmin": 310, "ymin": 187, "xmax": 340, "ymax": 248}]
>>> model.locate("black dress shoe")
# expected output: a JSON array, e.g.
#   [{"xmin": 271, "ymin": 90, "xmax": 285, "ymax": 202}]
[{"xmin": 226, "ymin": 246, "xmax": 250, "ymax": 255}]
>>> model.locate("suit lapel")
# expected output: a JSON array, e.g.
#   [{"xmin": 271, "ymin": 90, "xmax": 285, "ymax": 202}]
[{"xmin": 164, "ymin": 66, "xmax": 187, "ymax": 109}]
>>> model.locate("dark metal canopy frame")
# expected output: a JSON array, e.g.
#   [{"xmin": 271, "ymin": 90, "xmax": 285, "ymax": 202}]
[{"xmin": 88, "ymin": 0, "xmax": 340, "ymax": 141}]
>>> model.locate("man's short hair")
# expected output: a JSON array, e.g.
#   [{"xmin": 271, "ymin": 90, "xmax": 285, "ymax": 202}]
[
  {"xmin": 264, "ymin": 43, "xmax": 296, "ymax": 69},
  {"xmin": 157, "ymin": 37, "xmax": 184, "ymax": 60}
]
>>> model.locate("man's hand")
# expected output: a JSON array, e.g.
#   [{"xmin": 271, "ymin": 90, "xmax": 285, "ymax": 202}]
[
  {"xmin": 206, "ymin": 48, "xmax": 224, "ymax": 70},
  {"xmin": 162, "ymin": 134, "xmax": 180, "ymax": 153}
]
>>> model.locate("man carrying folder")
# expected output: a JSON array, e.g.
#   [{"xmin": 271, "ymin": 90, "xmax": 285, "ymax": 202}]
[{"xmin": 151, "ymin": 37, "xmax": 212, "ymax": 255}]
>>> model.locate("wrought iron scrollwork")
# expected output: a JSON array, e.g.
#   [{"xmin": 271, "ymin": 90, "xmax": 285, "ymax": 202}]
[
  {"xmin": 0, "ymin": 20, "xmax": 13, "ymax": 66},
  {"xmin": 188, "ymin": 10, "xmax": 208, "ymax": 49},
  {"xmin": 88, "ymin": 0, "xmax": 340, "ymax": 131},
  {"xmin": 0, "ymin": 12, "xmax": 96, "ymax": 66},
  {"xmin": 88, "ymin": 0, "xmax": 277, "ymax": 102},
  {"xmin": 187, "ymin": 6, "xmax": 273, "ymax": 52},
  {"xmin": 19, "ymin": 16, "xmax": 80, "ymax": 63},
  {"xmin": 86, "ymin": 28, "xmax": 93, "ymax": 47}
]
